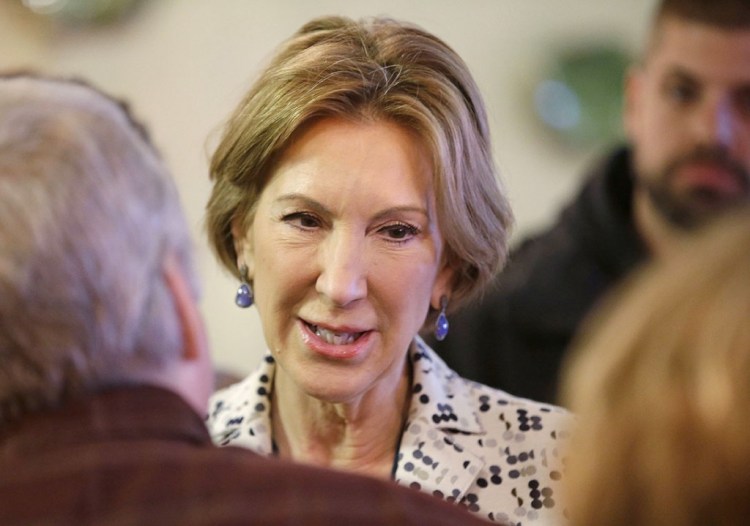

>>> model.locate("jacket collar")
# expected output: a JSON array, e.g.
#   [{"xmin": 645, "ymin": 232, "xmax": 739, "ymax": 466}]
[
  {"xmin": 208, "ymin": 355, "xmax": 276, "ymax": 455},
  {"xmin": 1, "ymin": 385, "xmax": 210, "ymax": 458},
  {"xmin": 214, "ymin": 340, "xmax": 488, "ymax": 500},
  {"xmin": 394, "ymin": 337, "xmax": 487, "ymax": 500}
]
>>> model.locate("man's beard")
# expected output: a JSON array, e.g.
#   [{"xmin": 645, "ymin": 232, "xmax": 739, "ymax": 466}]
[{"xmin": 639, "ymin": 146, "xmax": 750, "ymax": 230}]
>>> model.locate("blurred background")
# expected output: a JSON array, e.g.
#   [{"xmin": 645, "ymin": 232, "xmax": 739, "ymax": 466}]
[{"xmin": 1, "ymin": 0, "xmax": 656, "ymax": 378}]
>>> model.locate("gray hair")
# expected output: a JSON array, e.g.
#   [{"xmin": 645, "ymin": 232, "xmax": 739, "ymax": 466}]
[{"xmin": 0, "ymin": 74, "xmax": 199, "ymax": 422}]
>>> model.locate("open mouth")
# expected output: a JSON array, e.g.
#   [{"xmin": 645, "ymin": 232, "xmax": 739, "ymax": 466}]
[{"xmin": 305, "ymin": 321, "xmax": 366, "ymax": 345}]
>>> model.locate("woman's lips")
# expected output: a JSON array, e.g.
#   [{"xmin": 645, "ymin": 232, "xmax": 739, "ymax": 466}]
[
  {"xmin": 299, "ymin": 319, "xmax": 371, "ymax": 359},
  {"xmin": 307, "ymin": 322, "xmax": 365, "ymax": 345}
]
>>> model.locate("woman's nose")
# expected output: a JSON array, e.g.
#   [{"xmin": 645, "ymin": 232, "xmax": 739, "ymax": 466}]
[{"xmin": 315, "ymin": 231, "xmax": 367, "ymax": 307}]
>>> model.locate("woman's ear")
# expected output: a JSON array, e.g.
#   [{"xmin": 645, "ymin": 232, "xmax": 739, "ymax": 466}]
[
  {"xmin": 430, "ymin": 262, "xmax": 455, "ymax": 310},
  {"xmin": 230, "ymin": 215, "xmax": 254, "ymax": 277}
]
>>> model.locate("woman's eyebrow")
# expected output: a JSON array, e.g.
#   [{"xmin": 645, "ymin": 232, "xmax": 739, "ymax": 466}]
[
  {"xmin": 274, "ymin": 193, "xmax": 331, "ymax": 216},
  {"xmin": 276, "ymin": 194, "xmax": 431, "ymax": 221},
  {"xmin": 371, "ymin": 205, "xmax": 431, "ymax": 223}
]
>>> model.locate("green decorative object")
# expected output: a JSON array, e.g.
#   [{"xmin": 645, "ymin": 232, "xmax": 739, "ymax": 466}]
[
  {"xmin": 533, "ymin": 44, "xmax": 631, "ymax": 148},
  {"xmin": 21, "ymin": 0, "xmax": 143, "ymax": 26}
]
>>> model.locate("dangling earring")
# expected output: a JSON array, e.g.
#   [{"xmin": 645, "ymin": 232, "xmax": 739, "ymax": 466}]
[
  {"xmin": 434, "ymin": 295, "xmax": 449, "ymax": 341},
  {"xmin": 234, "ymin": 264, "xmax": 254, "ymax": 308}
]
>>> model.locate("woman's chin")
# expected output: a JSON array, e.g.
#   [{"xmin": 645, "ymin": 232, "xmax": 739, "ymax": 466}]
[{"xmin": 275, "ymin": 321, "xmax": 407, "ymax": 405}]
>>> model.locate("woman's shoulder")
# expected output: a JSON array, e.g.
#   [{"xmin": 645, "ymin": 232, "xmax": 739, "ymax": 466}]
[
  {"xmin": 413, "ymin": 337, "xmax": 569, "ymax": 412},
  {"xmin": 406, "ymin": 339, "xmax": 571, "ymax": 524},
  {"xmin": 411, "ymin": 337, "xmax": 571, "ymax": 439},
  {"xmin": 464, "ymin": 378, "xmax": 571, "ymax": 437},
  {"xmin": 465, "ymin": 377, "xmax": 568, "ymax": 415}
]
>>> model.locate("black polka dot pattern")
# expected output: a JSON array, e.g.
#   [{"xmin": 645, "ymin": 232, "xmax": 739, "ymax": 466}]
[{"xmin": 206, "ymin": 338, "xmax": 571, "ymax": 525}]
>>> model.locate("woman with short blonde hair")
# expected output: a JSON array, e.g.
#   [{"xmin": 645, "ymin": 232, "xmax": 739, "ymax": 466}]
[{"xmin": 206, "ymin": 16, "xmax": 569, "ymax": 524}]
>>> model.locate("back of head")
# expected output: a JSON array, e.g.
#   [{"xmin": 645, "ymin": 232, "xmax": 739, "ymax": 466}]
[
  {"xmin": 207, "ymin": 15, "xmax": 513, "ymax": 312},
  {"xmin": 0, "ymin": 73, "xmax": 198, "ymax": 423},
  {"xmin": 561, "ymin": 211, "xmax": 750, "ymax": 526}
]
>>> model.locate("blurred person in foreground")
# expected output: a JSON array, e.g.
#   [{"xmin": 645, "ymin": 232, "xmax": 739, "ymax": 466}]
[
  {"xmin": 205, "ymin": 15, "xmax": 570, "ymax": 526},
  {"xmin": 430, "ymin": 0, "xmax": 750, "ymax": 404},
  {"xmin": 560, "ymin": 210, "xmax": 750, "ymax": 526},
  {"xmin": 0, "ymin": 72, "xmax": 498, "ymax": 526}
]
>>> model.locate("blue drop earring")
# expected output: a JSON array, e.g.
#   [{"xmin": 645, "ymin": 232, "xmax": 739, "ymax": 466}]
[
  {"xmin": 234, "ymin": 264, "xmax": 254, "ymax": 309},
  {"xmin": 434, "ymin": 295, "xmax": 449, "ymax": 341}
]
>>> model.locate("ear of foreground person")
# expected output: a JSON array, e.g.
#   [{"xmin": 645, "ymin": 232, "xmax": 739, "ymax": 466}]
[
  {"xmin": 0, "ymin": 72, "xmax": 496, "ymax": 526},
  {"xmin": 560, "ymin": 209, "xmax": 750, "ymax": 526}
]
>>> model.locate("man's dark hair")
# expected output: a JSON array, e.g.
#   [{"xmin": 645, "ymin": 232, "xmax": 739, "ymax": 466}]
[{"xmin": 656, "ymin": 0, "xmax": 750, "ymax": 30}]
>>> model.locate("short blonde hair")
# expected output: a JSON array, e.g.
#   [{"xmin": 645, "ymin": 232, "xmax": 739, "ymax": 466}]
[
  {"xmin": 560, "ymin": 211, "xmax": 750, "ymax": 526},
  {"xmin": 206, "ymin": 15, "xmax": 512, "ymax": 312}
]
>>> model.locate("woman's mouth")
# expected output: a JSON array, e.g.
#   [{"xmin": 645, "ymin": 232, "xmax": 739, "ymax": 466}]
[
  {"xmin": 299, "ymin": 319, "xmax": 372, "ymax": 361},
  {"xmin": 306, "ymin": 322, "xmax": 365, "ymax": 345}
]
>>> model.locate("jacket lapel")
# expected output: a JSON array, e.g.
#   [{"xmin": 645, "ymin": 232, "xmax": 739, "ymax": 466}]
[
  {"xmin": 394, "ymin": 338, "xmax": 487, "ymax": 501},
  {"xmin": 207, "ymin": 354, "xmax": 276, "ymax": 456}
]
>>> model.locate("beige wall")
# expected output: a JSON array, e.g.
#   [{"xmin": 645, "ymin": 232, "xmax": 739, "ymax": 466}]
[{"xmin": 1, "ymin": 0, "xmax": 655, "ymax": 376}]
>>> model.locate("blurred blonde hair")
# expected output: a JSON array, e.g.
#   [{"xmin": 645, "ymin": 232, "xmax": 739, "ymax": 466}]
[
  {"xmin": 206, "ymin": 15, "xmax": 512, "ymax": 316},
  {"xmin": 560, "ymin": 210, "xmax": 750, "ymax": 526}
]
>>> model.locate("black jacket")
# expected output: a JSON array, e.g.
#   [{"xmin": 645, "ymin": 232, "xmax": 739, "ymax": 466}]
[{"xmin": 429, "ymin": 147, "xmax": 647, "ymax": 405}]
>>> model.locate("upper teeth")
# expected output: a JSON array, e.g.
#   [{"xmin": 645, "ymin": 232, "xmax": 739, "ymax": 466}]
[{"xmin": 312, "ymin": 324, "xmax": 360, "ymax": 345}]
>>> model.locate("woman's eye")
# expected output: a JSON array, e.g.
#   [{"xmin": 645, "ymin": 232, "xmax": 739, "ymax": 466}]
[
  {"xmin": 381, "ymin": 223, "xmax": 420, "ymax": 241},
  {"xmin": 283, "ymin": 212, "xmax": 320, "ymax": 229}
]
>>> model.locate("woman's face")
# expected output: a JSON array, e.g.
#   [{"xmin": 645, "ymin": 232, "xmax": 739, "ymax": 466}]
[{"xmin": 234, "ymin": 117, "xmax": 453, "ymax": 403}]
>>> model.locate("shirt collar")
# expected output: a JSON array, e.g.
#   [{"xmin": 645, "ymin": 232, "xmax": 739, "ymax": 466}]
[{"xmin": 1, "ymin": 385, "xmax": 210, "ymax": 458}]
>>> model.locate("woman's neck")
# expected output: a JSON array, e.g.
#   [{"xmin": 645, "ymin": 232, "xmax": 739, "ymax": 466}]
[{"xmin": 271, "ymin": 356, "xmax": 412, "ymax": 479}]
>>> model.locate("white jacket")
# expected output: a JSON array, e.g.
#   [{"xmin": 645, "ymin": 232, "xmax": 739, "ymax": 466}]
[{"xmin": 207, "ymin": 337, "xmax": 571, "ymax": 525}]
